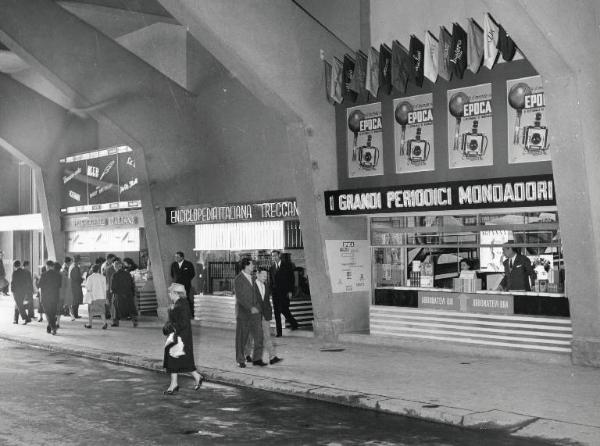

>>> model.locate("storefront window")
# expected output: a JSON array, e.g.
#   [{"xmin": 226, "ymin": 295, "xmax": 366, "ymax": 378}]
[{"xmin": 371, "ymin": 210, "xmax": 564, "ymax": 295}]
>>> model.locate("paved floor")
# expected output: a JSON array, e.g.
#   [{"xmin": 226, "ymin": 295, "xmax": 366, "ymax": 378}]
[
  {"xmin": 0, "ymin": 339, "xmax": 559, "ymax": 445},
  {"xmin": 0, "ymin": 296, "xmax": 598, "ymax": 445}
]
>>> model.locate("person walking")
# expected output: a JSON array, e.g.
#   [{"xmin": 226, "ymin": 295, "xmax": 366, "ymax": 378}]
[
  {"xmin": 34, "ymin": 264, "xmax": 45, "ymax": 322},
  {"xmin": 269, "ymin": 251, "xmax": 298, "ymax": 337},
  {"xmin": 69, "ymin": 255, "xmax": 84, "ymax": 319},
  {"xmin": 170, "ymin": 251, "xmax": 196, "ymax": 318},
  {"xmin": 60, "ymin": 257, "xmax": 74, "ymax": 320},
  {"xmin": 162, "ymin": 283, "xmax": 204, "ymax": 395},
  {"xmin": 11, "ymin": 260, "xmax": 32, "ymax": 325},
  {"xmin": 38, "ymin": 261, "xmax": 62, "ymax": 335},
  {"xmin": 14, "ymin": 260, "xmax": 35, "ymax": 322},
  {"xmin": 248, "ymin": 267, "xmax": 282, "ymax": 365},
  {"xmin": 103, "ymin": 254, "xmax": 116, "ymax": 320},
  {"xmin": 234, "ymin": 258, "xmax": 265, "ymax": 368},
  {"xmin": 110, "ymin": 259, "xmax": 138, "ymax": 327},
  {"xmin": 83, "ymin": 264, "xmax": 108, "ymax": 329}
]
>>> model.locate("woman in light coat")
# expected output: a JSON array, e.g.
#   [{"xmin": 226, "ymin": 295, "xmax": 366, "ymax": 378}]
[{"xmin": 83, "ymin": 264, "xmax": 108, "ymax": 329}]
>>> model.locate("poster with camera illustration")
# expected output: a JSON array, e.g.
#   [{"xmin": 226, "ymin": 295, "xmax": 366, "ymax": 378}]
[
  {"xmin": 393, "ymin": 94, "xmax": 435, "ymax": 174},
  {"xmin": 507, "ymin": 76, "xmax": 550, "ymax": 163},
  {"xmin": 347, "ymin": 103, "xmax": 384, "ymax": 178},
  {"xmin": 447, "ymin": 83, "xmax": 494, "ymax": 169}
]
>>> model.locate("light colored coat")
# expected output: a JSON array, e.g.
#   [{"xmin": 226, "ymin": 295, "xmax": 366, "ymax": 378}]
[{"xmin": 84, "ymin": 272, "xmax": 107, "ymax": 304}]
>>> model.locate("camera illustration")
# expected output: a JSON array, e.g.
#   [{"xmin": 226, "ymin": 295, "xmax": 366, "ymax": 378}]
[
  {"xmin": 406, "ymin": 127, "xmax": 430, "ymax": 164},
  {"xmin": 461, "ymin": 120, "xmax": 488, "ymax": 159},
  {"xmin": 357, "ymin": 134, "xmax": 380, "ymax": 170},
  {"xmin": 523, "ymin": 112, "xmax": 548, "ymax": 153}
]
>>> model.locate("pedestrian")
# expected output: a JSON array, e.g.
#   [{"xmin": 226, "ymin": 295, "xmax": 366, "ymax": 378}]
[
  {"xmin": 246, "ymin": 267, "xmax": 282, "ymax": 365},
  {"xmin": 0, "ymin": 250, "xmax": 8, "ymax": 296},
  {"xmin": 234, "ymin": 258, "xmax": 265, "ymax": 368},
  {"xmin": 14, "ymin": 260, "xmax": 35, "ymax": 322},
  {"xmin": 69, "ymin": 255, "xmax": 84, "ymax": 319},
  {"xmin": 162, "ymin": 283, "xmax": 204, "ymax": 395},
  {"xmin": 110, "ymin": 259, "xmax": 138, "ymax": 327},
  {"xmin": 34, "ymin": 264, "xmax": 45, "ymax": 322},
  {"xmin": 497, "ymin": 242, "xmax": 536, "ymax": 292},
  {"xmin": 122, "ymin": 257, "xmax": 138, "ymax": 273},
  {"xmin": 60, "ymin": 257, "xmax": 73, "ymax": 320},
  {"xmin": 170, "ymin": 251, "xmax": 196, "ymax": 318},
  {"xmin": 83, "ymin": 264, "xmax": 108, "ymax": 329},
  {"xmin": 10, "ymin": 260, "xmax": 32, "ymax": 325},
  {"xmin": 269, "ymin": 251, "xmax": 299, "ymax": 337},
  {"xmin": 102, "ymin": 254, "xmax": 116, "ymax": 320},
  {"xmin": 39, "ymin": 261, "xmax": 62, "ymax": 335}
]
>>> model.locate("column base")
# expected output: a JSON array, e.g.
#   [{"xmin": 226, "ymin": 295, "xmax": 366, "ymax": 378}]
[{"xmin": 571, "ymin": 337, "xmax": 600, "ymax": 367}]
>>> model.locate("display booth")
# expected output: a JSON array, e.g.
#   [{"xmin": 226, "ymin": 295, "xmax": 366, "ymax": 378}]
[{"xmin": 166, "ymin": 199, "xmax": 313, "ymax": 330}]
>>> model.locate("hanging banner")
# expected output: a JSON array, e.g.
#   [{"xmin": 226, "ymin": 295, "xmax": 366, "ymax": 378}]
[
  {"xmin": 325, "ymin": 240, "xmax": 371, "ymax": 293},
  {"xmin": 393, "ymin": 94, "xmax": 435, "ymax": 174},
  {"xmin": 447, "ymin": 83, "xmax": 493, "ymax": 169},
  {"xmin": 347, "ymin": 102, "xmax": 384, "ymax": 178},
  {"xmin": 507, "ymin": 75, "xmax": 550, "ymax": 163}
]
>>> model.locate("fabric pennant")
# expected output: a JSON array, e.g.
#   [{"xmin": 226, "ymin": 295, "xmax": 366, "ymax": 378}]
[
  {"xmin": 349, "ymin": 51, "xmax": 368, "ymax": 96},
  {"xmin": 497, "ymin": 24, "xmax": 517, "ymax": 61},
  {"xmin": 450, "ymin": 22, "xmax": 467, "ymax": 79},
  {"xmin": 379, "ymin": 44, "xmax": 393, "ymax": 95},
  {"xmin": 483, "ymin": 13, "xmax": 499, "ymax": 69},
  {"xmin": 365, "ymin": 46, "xmax": 380, "ymax": 98},
  {"xmin": 330, "ymin": 57, "xmax": 343, "ymax": 104},
  {"xmin": 409, "ymin": 35, "xmax": 425, "ymax": 87},
  {"xmin": 424, "ymin": 31, "xmax": 439, "ymax": 83},
  {"xmin": 438, "ymin": 26, "xmax": 452, "ymax": 81},
  {"xmin": 342, "ymin": 54, "xmax": 358, "ymax": 102},
  {"xmin": 324, "ymin": 59, "xmax": 335, "ymax": 105},
  {"xmin": 392, "ymin": 40, "xmax": 409, "ymax": 94},
  {"xmin": 467, "ymin": 18, "xmax": 484, "ymax": 73}
]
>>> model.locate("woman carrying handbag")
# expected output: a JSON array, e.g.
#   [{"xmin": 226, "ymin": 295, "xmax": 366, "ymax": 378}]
[{"xmin": 162, "ymin": 283, "xmax": 204, "ymax": 395}]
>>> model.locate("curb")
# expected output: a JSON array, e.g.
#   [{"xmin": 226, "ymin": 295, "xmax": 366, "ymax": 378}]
[{"xmin": 0, "ymin": 333, "xmax": 595, "ymax": 445}]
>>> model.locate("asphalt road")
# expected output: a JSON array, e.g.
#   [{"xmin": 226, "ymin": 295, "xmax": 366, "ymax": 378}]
[{"xmin": 0, "ymin": 339, "xmax": 559, "ymax": 445}]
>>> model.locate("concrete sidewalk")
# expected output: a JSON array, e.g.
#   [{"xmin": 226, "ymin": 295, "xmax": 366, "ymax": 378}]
[{"xmin": 0, "ymin": 296, "xmax": 598, "ymax": 445}]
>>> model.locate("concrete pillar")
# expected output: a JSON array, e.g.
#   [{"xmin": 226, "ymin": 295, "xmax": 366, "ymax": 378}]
[
  {"xmin": 159, "ymin": 0, "xmax": 370, "ymax": 337},
  {"xmin": 482, "ymin": 0, "xmax": 600, "ymax": 365}
]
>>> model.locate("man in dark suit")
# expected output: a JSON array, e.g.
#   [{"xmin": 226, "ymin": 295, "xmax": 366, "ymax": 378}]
[
  {"xmin": 170, "ymin": 251, "xmax": 196, "ymax": 317},
  {"xmin": 256, "ymin": 267, "xmax": 282, "ymax": 365},
  {"xmin": 498, "ymin": 242, "xmax": 536, "ymax": 291},
  {"xmin": 11, "ymin": 260, "xmax": 32, "ymax": 324},
  {"xmin": 39, "ymin": 260, "xmax": 62, "ymax": 335},
  {"xmin": 269, "ymin": 251, "xmax": 298, "ymax": 337},
  {"xmin": 69, "ymin": 255, "xmax": 84, "ymax": 319},
  {"xmin": 234, "ymin": 258, "xmax": 265, "ymax": 367}
]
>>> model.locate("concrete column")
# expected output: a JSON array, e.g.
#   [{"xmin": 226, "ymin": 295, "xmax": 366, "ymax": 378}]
[
  {"xmin": 483, "ymin": 0, "xmax": 600, "ymax": 365},
  {"xmin": 159, "ymin": 0, "xmax": 370, "ymax": 337}
]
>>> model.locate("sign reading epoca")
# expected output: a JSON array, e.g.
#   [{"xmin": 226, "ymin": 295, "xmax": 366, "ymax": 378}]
[
  {"xmin": 62, "ymin": 209, "xmax": 144, "ymax": 231},
  {"xmin": 166, "ymin": 199, "xmax": 298, "ymax": 225}
]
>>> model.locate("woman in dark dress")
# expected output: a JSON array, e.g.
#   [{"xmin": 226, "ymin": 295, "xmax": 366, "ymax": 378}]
[{"xmin": 162, "ymin": 283, "xmax": 204, "ymax": 394}]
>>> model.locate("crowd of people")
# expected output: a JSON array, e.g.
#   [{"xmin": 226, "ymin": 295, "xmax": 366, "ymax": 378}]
[{"xmin": 4, "ymin": 253, "xmax": 139, "ymax": 335}]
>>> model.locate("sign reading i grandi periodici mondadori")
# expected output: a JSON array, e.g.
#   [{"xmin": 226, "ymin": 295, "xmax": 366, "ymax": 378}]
[
  {"xmin": 447, "ymin": 83, "xmax": 493, "ymax": 169},
  {"xmin": 507, "ymin": 75, "xmax": 550, "ymax": 163},
  {"xmin": 393, "ymin": 93, "xmax": 435, "ymax": 174},
  {"xmin": 347, "ymin": 102, "xmax": 384, "ymax": 178},
  {"xmin": 325, "ymin": 240, "xmax": 371, "ymax": 293}
]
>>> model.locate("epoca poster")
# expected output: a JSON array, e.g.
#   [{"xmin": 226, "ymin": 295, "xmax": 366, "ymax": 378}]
[
  {"xmin": 507, "ymin": 75, "xmax": 550, "ymax": 163},
  {"xmin": 325, "ymin": 240, "xmax": 371, "ymax": 293},
  {"xmin": 447, "ymin": 83, "xmax": 493, "ymax": 169},
  {"xmin": 347, "ymin": 102, "xmax": 384, "ymax": 178},
  {"xmin": 393, "ymin": 94, "xmax": 435, "ymax": 173}
]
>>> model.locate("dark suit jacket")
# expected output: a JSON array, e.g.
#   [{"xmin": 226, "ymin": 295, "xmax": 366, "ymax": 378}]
[
  {"xmin": 38, "ymin": 269, "xmax": 62, "ymax": 306},
  {"xmin": 11, "ymin": 268, "xmax": 33, "ymax": 296},
  {"xmin": 70, "ymin": 264, "xmax": 84, "ymax": 303},
  {"xmin": 170, "ymin": 260, "xmax": 195, "ymax": 293},
  {"xmin": 234, "ymin": 272, "xmax": 260, "ymax": 320},
  {"xmin": 499, "ymin": 254, "xmax": 535, "ymax": 291},
  {"xmin": 270, "ymin": 262, "xmax": 294, "ymax": 298},
  {"xmin": 255, "ymin": 281, "xmax": 273, "ymax": 321}
]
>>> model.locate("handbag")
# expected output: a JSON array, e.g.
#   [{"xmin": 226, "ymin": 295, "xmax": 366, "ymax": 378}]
[{"xmin": 165, "ymin": 332, "xmax": 185, "ymax": 358}]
